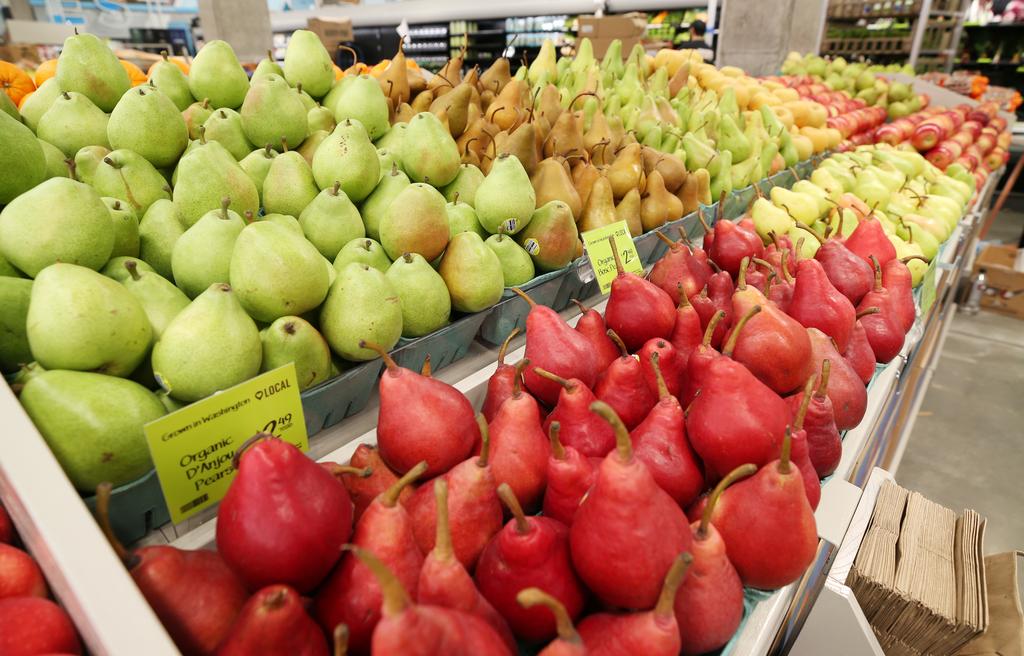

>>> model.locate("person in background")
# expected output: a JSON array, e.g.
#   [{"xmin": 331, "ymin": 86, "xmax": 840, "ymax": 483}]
[{"xmin": 678, "ymin": 18, "xmax": 714, "ymax": 62}]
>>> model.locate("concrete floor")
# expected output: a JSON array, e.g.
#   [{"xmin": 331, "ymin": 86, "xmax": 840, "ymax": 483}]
[{"xmin": 896, "ymin": 205, "xmax": 1024, "ymax": 554}]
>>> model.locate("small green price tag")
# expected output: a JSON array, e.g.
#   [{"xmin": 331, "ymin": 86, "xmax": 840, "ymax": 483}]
[
  {"xmin": 143, "ymin": 363, "xmax": 307, "ymax": 524},
  {"xmin": 920, "ymin": 259, "xmax": 938, "ymax": 314},
  {"xmin": 582, "ymin": 220, "xmax": 643, "ymax": 294}
]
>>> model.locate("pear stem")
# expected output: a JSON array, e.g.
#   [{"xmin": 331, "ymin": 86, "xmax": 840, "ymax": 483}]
[
  {"xmin": 606, "ymin": 234, "xmax": 625, "ymax": 276},
  {"xmin": 717, "ymin": 190, "xmax": 727, "ymax": 223},
  {"xmin": 330, "ymin": 181, "xmax": 341, "ymax": 197},
  {"xmin": 764, "ymin": 271, "xmax": 776, "ymax": 296},
  {"xmin": 497, "ymin": 483, "xmax": 530, "ymax": 534},
  {"xmin": 677, "ymin": 282, "xmax": 690, "ymax": 308},
  {"xmin": 779, "ymin": 427, "xmax": 793, "ymax": 474},
  {"xmin": 655, "ymin": 553, "xmax": 693, "ymax": 619},
  {"xmin": 124, "ymin": 260, "xmax": 141, "ymax": 281},
  {"xmin": 346, "ymin": 545, "xmax": 410, "ymax": 616},
  {"xmin": 702, "ymin": 310, "xmax": 726, "ymax": 347},
  {"xmin": 433, "ymin": 479, "xmax": 454, "ymax": 561},
  {"xmin": 420, "ymin": 356, "xmax": 432, "ymax": 377},
  {"xmin": 781, "ymin": 249, "xmax": 793, "ymax": 283},
  {"xmin": 795, "ymin": 375, "xmax": 814, "ymax": 431},
  {"xmin": 870, "ymin": 255, "xmax": 882, "ymax": 291},
  {"xmin": 816, "ymin": 359, "xmax": 831, "ymax": 398},
  {"xmin": 589, "ymin": 401, "xmax": 631, "ymax": 462},
  {"xmin": 231, "ymin": 432, "xmax": 272, "ymax": 470},
  {"xmin": 650, "ymin": 351, "xmax": 670, "ymax": 401},
  {"xmin": 511, "ymin": 358, "xmax": 529, "ymax": 397},
  {"xmin": 697, "ymin": 463, "xmax": 757, "ymax": 539},
  {"xmin": 533, "ymin": 367, "xmax": 576, "ymax": 392},
  {"xmin": 517, "ymin": 589, "xmax": 581, "ymax": 645},
  {"xmin": 476, "ymin": 414, "xmax": 491, "ymax": 468},
  {"xmin": 856, "ymin": 307, "xmax": 880, "ymax": 319},
  {"xmin": 334, "ymin": 625, "xmax": 349, "ymax": 656},
  {"xmin": 901, "ymin": 255, "xmax": 929, "ymax": 264},
  {"xmin": 722, "ymin": 305, "xmax": 762, "ymax": 358},
  {"xmin": 323, "ymin": 464, "xmax": 372, "ymax": 479},
  {"xmin": 736, "ymin": 256, "xmax": 751, "ymax": 291},
  {"xmin": 511, "ymin": 287, "xmax": 536, "ymax": 307},
  {"xmin": 382, "ymin": 461, "xmax": 427, "ymax": 507},
  {"xmin": 549, "ymin": 422, "xmax": 565, "ymax": 460},
  {"xmin": 606, "ymin": 329, "xmax": 629, "ymax": 357},
  {"xmin": 220, "ymin": 197, "xmax": 231, "ymax": 220},
  {"xmin": 752, "ymin": 257, "xmax": 775, "ymax": 270},
  {"xmin": 570, "ymin": 299, "xmax": 590, "ymax": 315},
  {"xmin": 707, "ymin": 259, "xmax": 722, "ymax": 273},
  {"xmin": 497, "ymin": 327, "xmax": 521, "ymax": 365},
  {"xmin": 94, "ymin": 482, "xmax": 135, "ymax": 566},
  {"xmin": 359, "ymin": 340, "xmax": 399, "ymax": 373},
  {"xmin": 793, "ymin": 222, "xmax": 823, "ymax": 244},
  {"xmin": 654, "ymin": 231, "xmax": 676, "ymax": 247},
  {"xmin": 696, "ymin": 207, "xmax": 712, "ymax": 234},
  {"xmin": 676, "ymin": 226, "xmax": 693, "ymax": 245}
]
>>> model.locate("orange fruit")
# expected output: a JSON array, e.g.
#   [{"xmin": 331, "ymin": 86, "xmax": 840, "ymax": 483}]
[
  {"xmin": 34, "ymin": 59, "xmax": 58, "ymax": 87},
  {"xmin": 147, "ymin": 55, "xmax": 190, "ymax": 77},
  {"xmin": 0, "ymin": 61, "xmax": 36, "ymax": 106},
  {"xmin": 333, "ymin": 64, "xmax": 345, "ymax": 80},
  {"xmin": 120, "ymin": 60, "xmax": 148, "ymax": 87}
]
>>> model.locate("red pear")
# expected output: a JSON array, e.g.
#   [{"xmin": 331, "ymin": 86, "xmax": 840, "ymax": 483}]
[
  {"xmin": 367, "ymin": 342, "xmax": 479, "ymax": 477},
  {"xmin": 805, "ymin": 328, "xmax": 867, "ymax": 430},
  {"xmin": 708, "ymin": 427, "xmax": 819, "ymax": 590},
  {"xmin": 486, "ymin": 377, "xmax": 550, "ymax": 511},
  {"xmin": 481, "ymin": 329, "xmax": 523, "ymax": 422},
  {"xmin": 517, "ymin": 588, "xmax": 585, "ymax": 656},
  {"xmin": 475, "ymin": 485, "xmax": 585, "ymax": 643},
  {"xmin": 595, "ymin": 330, "xmax": 657, "ymax": 429},
  {"xmin": 577, "ymin": 553, "xmax": 691, "ymax": 656},
  {"xmin": 536, "ymin": 368, "xmax": 615, "ymax": 458},
  {"xmin": 0, "ymin": 597, "xmax": 82, "ymax": 656},
  {"xmin": 639, "ymin": 338, "xmax": 685, "ymax": 399},
  {"xmin": 697, "ymin": 206, "xmax": 715, "ymax": 252},
  {"xmin": 680, "ymin": 310, "xmax": 726, "ymax": 407},
  {"xmin": 631, "ymin": 352, "xmax": 704, "ymax": 507},
  {"xmin": 669, "ymin": 284, "xmax": 704, "ymax": 371},
  {"xmin": 648, "ymin": 232, "xmax": 711, "ymax": 305},
  {"xmin": 787, "ymin": 257, "xmax": 857, "ymax": 353},
  {"xmin": 350, "ymin": 546, "xmax": 514, "ymax": 656},
  {"xmin": 788, "ymin": 379, "xmax": 821, "ymax": 510},
  {"xmin": 767, "ymin": 249, "xmax": 795, "ymax": 312},
  {"xmin": 845, "ymin": 319, "xmax": 877, "ymax": 384},
  {"xmin": 417, "ymin": 479, "xmax": 516, "ymax": 651},
  {"xmin": 706, "ymin": 201, "xmax": 764, "ymax": 278},
  {"xmin": 0, "ymin": 543, "xmax": 47, "ymax": 599},
  {"xmin": 685, "ymin": 305, "xmax": 791, "ymax": 479},
  {"xmin": 676, "ymin": 466, "xmax": 752, "ymax": 656},
  {"xmin": 569, "ymin": 402, "xmax": 691, "ymax": 609},
  {"xmin": 725, "ymin": 258, "xmax": 813, "ymax": 394},
  {"xmin": 217, "ymin": 435, "xmax": 353, "ymax": 592},
  {"xmin": 408, "ymin": 416, "xmax": 503, "ymax": 571},
  {"xmin": 571, "ymin": 299, "xmax": 620, "ymax": 372},
  {"xmin": 855, "ymin": 258, "xmax": 904, "ymax": 363},
  {"xmin": 517, "ymin": 288, "xmax": 598, "ymax": 407},
  {"xmin": 314, "ymin": 463, "xmax": 428, "ymax": 654},
  {"xmin": 542, "ymin": 422, "xmax": 597, "ymax": 526},
  {"xmin": 692, "ymin": 271, "xmax": 734, "ymax": 348},
  {"xmin": 96, "ymin": 484, "xmax": 247, "ymax": 656},
  {"xmin": 0, "ymin": 503, "xmax": 11, "ymax": 544},
  {"xmin": 815, "ymin": 239, "xmax": 873, "ymax": 305},
  {"xmin": 330, "ymin": 445, "xmax": 409, "ymax": 524},
  {"xmin": 604, "ymin": 235, "xmax": 677, "ymax": 352},
  {"xmin": 216, "ymin": 585, "xmax": 329, "ymax": 656},
  {"xmin": 843, "ymin": 215, "xmax": 896, "ymax": 267},
  {"xmin": 787, "ymin": 360, "xmax": 842, "ymax": 477},
  {"xmin": 742, "ymin": 259, "xmax": 770, "ymax": 293},
  {"xmin": 882, "ymin": 258, "xmax": 918, "ymax": 333}
]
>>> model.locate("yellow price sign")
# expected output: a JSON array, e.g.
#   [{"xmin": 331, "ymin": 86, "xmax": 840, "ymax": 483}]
[
  {"xmin": 143, "ymin": 363, "xmax": 308, "ymax": 524},
  {"xmin": 582, "ymin": 220, "xmax": 643, "ymax": 294}
]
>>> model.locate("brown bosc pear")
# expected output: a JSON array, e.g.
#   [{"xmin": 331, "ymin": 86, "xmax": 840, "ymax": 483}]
[
  {"xmin": 410, "ymin": 89, "xmax": 434, "ymax": 113},
  {"xmin": 606, "ymin": 143, "xmax": 646, "ymax": 200},
  {"xmin": 395, "ymin": 102, "xmax": 417, "ymax": 123},
  {"xmin": 479, "ymin": 57, "xmax": 512, "ymax": 96},
  {"xmin": 493, "ymin": 121, "xmax": 539, "ymax": 175},
  {"xmin": 427, "ymin": 44, "xmax": 465, "ymax": 96},
  {"xmin": 584, "ymin": 109, "xmax": 617, "ymax": 159},
  {"xmin": 578, "ymin": 175, "xmax": 618, "ymax": 233},
  {"xmin": 487, "ymin": 79, "xmax": 528, "ymax": 132},
  {"xmin": 543, "ymin": 94, "xmax": 593, "ymax": 160},
  {"xmin": 571, "ymin": 158, "xmax": 604, "ymax": 211},
  {"xmin": 537, "ymin": 84, "xmax": 563, "ymax": 129},
  {"xmin": 532, "ymin": 157, "xmax": 583, "ymax": 220},
  {"xmin": 430, "ymin": 81, "xmax": 473, "ymax": 138},
  {"xmin": 379, "ymin": 42, "xmax": 411, "ymax": 108},
  {"xmin": 668, "ymin": 62, "xmax": 691, "ymax": 97},
  {"xmin": 640, "ymin": 170, "xmax": 684, "ymax": 232},
  {"xmin": 615, "ymin": 187, "xmax": 644, "ymax": 237},
  {"xmin": 462, "ymin": 66, "xmax": 483, "ymax": 108},
  {"xmin": 642, "ymin": 147, "xmax": 687, "ymax": 194}
]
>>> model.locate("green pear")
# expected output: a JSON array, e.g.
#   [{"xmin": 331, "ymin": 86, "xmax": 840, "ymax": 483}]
[
  {"xmin": 0, "ymin": 252, "xmax": 22, "ymax": 277},
  {"xmin": 297, "ymin": 129, "xmax": 329, "ymax": 166},
  {"xmin": 152, "ymin": 283, "xmax": 262, "ymax": 401},
  {"xmin": 334, "ymin": 238, "xmax": 391, "ymax": 273},
  {"xmin": 386, "ymin": 253, "xmax": 451, "ymax": 337},
  {"xmin": 182, "ymin": 98, "xmax": 213, "ymax": 140},
  {"xmin": 0, "ymin": 111, "xmax": 45, "ymax": 204},
  {"xmin": 188, "ymin": 40, "xmax": 249, "ymax": 109},
  {"xmin": 72, "ymin": 145, "xmax": 111, "ymax": 186},
  {"xmin": 202, "ymin": 108, "xmax": 254, "ymax": 160},
  {"xmin": 230, "ymin": 220, "xmax": 329, "ymax": 322},
  {"xmin": 298, "ymin": 181, "xmax": 366, "ymax": 260},
  {"xmin": 312, "ymin": 119, "xmax": 380, "ymax": 202},
  {"xmin": 853, "ymin": 169, "xmax": 889, "ymax": 211},
  {"xmin": 718, "ymin": 114, "xmax": 751, "ymax": 163},
  {"xmin": 37, "ymin": 138, "xmax": 70, "ymax": 179},
  {"xmin": 283, "ymin": 30, "xmax": 334, "ymax": 99},
  {"xmin": 441, "ymin": 163, "xmax": 485, "ymax": 206},
  {"xmin": 148, "ymin": 54, "xmax": 194, "ymax": 110},
  {"xmin": 293, "ymin": 86, "xmax": 316, "ymax": 112},
  {"xmin": 252, "ymin": 50, "xmax": 284, "ymax": 81},
  {"xmin": 172, "ymin": 139, "xmax": 259, "ymax": 227},
  {"xmin": 0, "ymin": 90, "xmax": 17, "ymax": 122},
  {"xmin": 485, "ymin": 234, "xmax": 535, "ymax": 286},
  {"xmin": 171, "ymin": 200, "xmax": 245, "ymax": 298},
  {"xmin": 361, "ymin": 165, "xmax": 410, "ymax": 241},
  {"xmin": 260, "ymin": 212, "xmax": 304, "ymax": 235},
  {"xmin": 379, "ymin": 183, "xmax": 450, "ymax": 262},
  {"xmin": 0, "ymin": 178, "xmax": 113, "ymax": 276},
  {"xmin": 36, "ymin": 91, "xmax": 110, "ymax": 157},
  {"xmin": 0, "ymin": 277, "xmax": 32, "ymax": 371},
  {"xmin": 137, "ymin": 199, "xmax": 183, "ymax": 280},
  {"xmin": 401, "ymin": 112, "xmax": 460, "ymax": 187},
  {"xmin": 475, "ymin": 153, "xmax": 536, "ymax": 235},
  {"xmin": 239, "ymin": 145, "xmax": 277, "ymax": 202},
  {"xmin": 56, "ymin": 32, "xmax": 130, "ymax": 112},
  {"xmin": 308, "ymin": 106, "xmax": 336, "ymax": 135},
  {"xmin": 439, "ymin": 232, "xmax": 504, "ymax": 313},
  {"xmin": 328, "ymin": 75, "xmax": 390, "ymax": 140},
  {"xmin": 10, "ymin": 361, "xmax": 45, "ymax": 385},
  {"xmin": 260, "ymin": 316, "xmax": 332, "ymax": 391},
  {"xmin": 107, "ymin": 86, "xmax": 188, "ymax": 168},
  {"xmin": 101, "ymin": 256, "xmax": 154, "ymax": 282},
  {"xmin": 20, "ymin": 370, "xmax": 164, "ymax": 491},
  {"xmin": 103, "ymin": 198, "xmax": 140, "ymax": 258},
  {"xmin": 240, "ymin": 74, "xmax": 308, "ymax": 151},
  {"xmin": 19, "ymin": 78, "xmax": 62, "ymax": 132},
  {"xmin": 514, "ymin": 200, "xmax": 578, "ymax": 272},
  {"xmin": 92, "ymin": 149, "xmax": 171, "ymax": 214},
  {"xmin": 377, "ymin": 148, "xmax": 399, "ymax": 176},
  {"xmin": 770, "ymin": 186, "xmax": 820, "ymax": 226},
  {"xmin": 528, "ymin": 39, "xmax": 558, "ymax": 85},
  {"xmin": 27, "ymin": 263, "xmax": 151, "ymax": 376},
  {"xmin": 447, "ymin": 198, "xmax": 487, "ymax": 238},
  {"xmin": 900, "ymin": 221, "xmax": 939, "ymax": 260},
  {"xmin": 374, "ymin": 121, "xmax": 406, "ymax": 151},
  {"xmin": 751, "ymin": 197, "xmax": 796, "ymax": 241},
  {"xmin": 902, "ymin": 212, "xmax": 949, "ymax": 241},
  {"xmin": 262, "ymin": 151, "xmax": 319, "ymax": 218},
  {"xmin": 119, "ymin": 260, "xmax": 190, "ymax": 337},
  {"xmin": 319, "ymin": 263, "xmax": 403, "ymax": 361}
]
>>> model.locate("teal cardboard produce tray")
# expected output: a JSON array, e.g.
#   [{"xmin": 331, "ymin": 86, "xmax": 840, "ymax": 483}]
[
  {"xmin": 391, "ymin": 310, "xmax": 492, "ymax": 374},
  {"xmin": 300, "ymin": 359, "xmax": 385, "ymax": 436}
]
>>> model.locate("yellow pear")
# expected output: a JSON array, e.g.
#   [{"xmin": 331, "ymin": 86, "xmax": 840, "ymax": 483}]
[
  {"xmin": 606, "ymin": 143, "xmax": 645, "ymax": 200},
  {"xmin": 615, "ymin": 187, "xmax": 643, "ymax": 236},
  {"xmin": 578, "ymin": 175, "xmax": 617, "ymax": 232},
  {"xmin": 532, "ymin": 157, "xmax": 583, "ymax": 220},
  {"xmin": 640, "ymin": 170, "xmax": 683, "ymax": 232}
]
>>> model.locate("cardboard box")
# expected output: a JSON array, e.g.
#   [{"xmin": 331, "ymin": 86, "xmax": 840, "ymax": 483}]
[
  {"xmin": 973, "ymin": 244, "xmax": 1024, "ymax": 320},
  {"xmin": 0, "ymin": 43, "xmax": 43, "ymax": 66},
  {"xmin": 577, "ymin": 13, "xmax": 647, "ymax": 39},
  {"xmin": 307, "ymin": 17, "xmax": 354, "ymax": 52}
]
